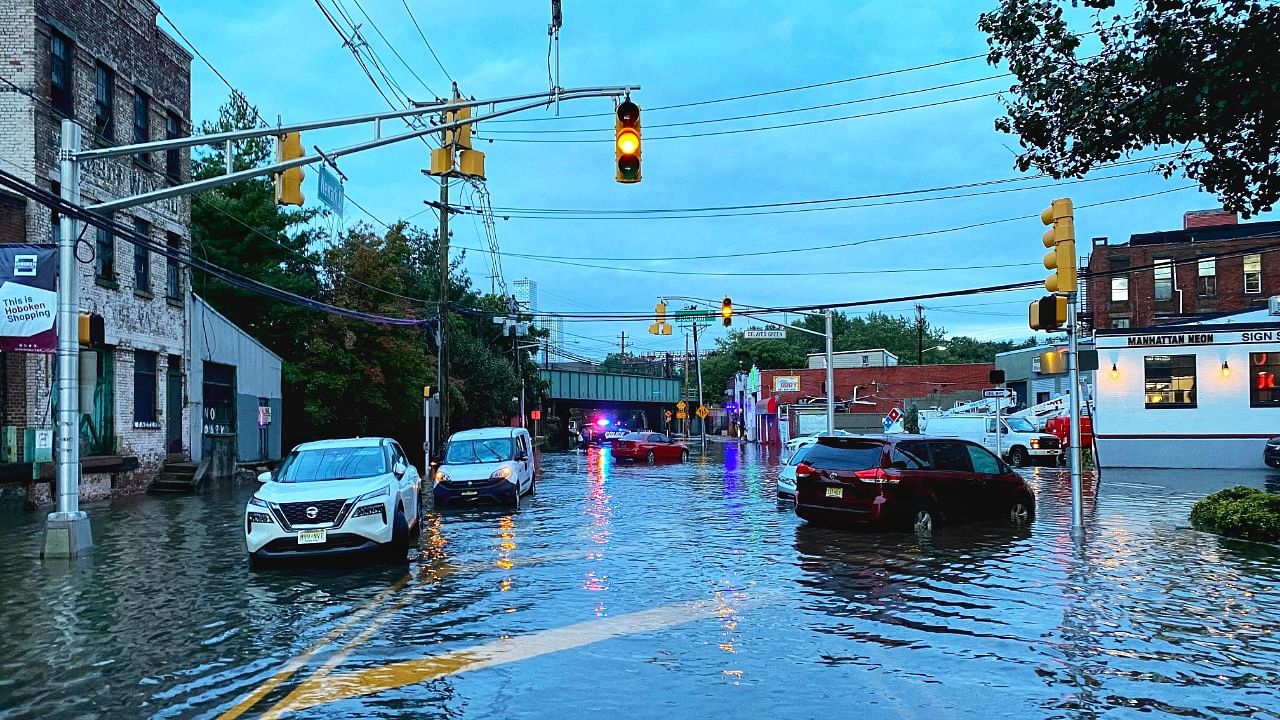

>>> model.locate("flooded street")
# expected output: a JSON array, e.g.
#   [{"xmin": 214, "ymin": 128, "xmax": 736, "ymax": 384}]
[{"xmin": 2, "ymin": 444, "xmax": 1279, "ymax": 719}]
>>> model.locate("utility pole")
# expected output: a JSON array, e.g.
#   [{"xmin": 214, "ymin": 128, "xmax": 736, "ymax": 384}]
[
  {"xmin": 915, "ymin": 304, "xmax": 925, "ymax": 365},
  {"xmin": 1067, "ymin": 294, "xmax": 1084, "ymax": 530},
  {"xmin": 618, "ymin": 331, "xmax": 627, "ymax": 366},
  {"xmin": 683, "ymin": 334, "xmax": 690, "ymax": 437},
  {"xmin": 693, "ymin": 318, "xmax": 705, "ymax": 449},
  {"xmin": 825, "ymin": 309, "xmax": 836, "ymax": 434},
  {"xmin": 437, "ymin": 174, "xmax": 450, "ymax": 440}
]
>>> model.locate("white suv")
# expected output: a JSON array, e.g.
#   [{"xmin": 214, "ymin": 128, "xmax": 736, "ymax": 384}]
[{"xmin": 245, "ymin": 437, "xmax": 422, "ymax": 566}]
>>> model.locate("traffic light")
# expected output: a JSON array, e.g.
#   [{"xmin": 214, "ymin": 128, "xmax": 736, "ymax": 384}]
[
  {"xmin": 721, "ymin": 297, "xmax": 732, "ymax": 327},
  {"xmin": 274, "ymin": 132, "xmax": 305, "ymax": 206},
  {"xmin": 1028, "ymin": 295, "xmax": 1068, "ymax": 331},
  {"xmin": 423, "ymin": 385, "xmax": 437, "ymax": 398},
  {"xmin": 615, "ymin": 100, "xmax": 641, "ymax": 183},
  {"xmin": 1041, "ymin": 197, "xmax": 1076, "ymax": 294},
  {"xmin": 649, "ymin": 300, "xmax": 672, "ymax": 335},
  {"xmin": 78, "ymin": 312, "xmax": 104, "ymax": 345}
]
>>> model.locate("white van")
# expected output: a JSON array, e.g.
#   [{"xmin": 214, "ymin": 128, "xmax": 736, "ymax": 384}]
[
  {"xmin": 920, "ymin": 414, "xmax": 1061, "ymax": 467},
  {"xmin": 432, "ymin": 427, "xmax": 536, "ymax": 508}
]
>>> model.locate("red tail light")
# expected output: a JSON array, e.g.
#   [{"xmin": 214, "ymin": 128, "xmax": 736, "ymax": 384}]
[
  {"xmin": 796, "ymin": 463, "xmax": 814, "ymax": 477},
  {"xmin": 853, "ymin": 468, "xmax": 898, "ymax": 484}
]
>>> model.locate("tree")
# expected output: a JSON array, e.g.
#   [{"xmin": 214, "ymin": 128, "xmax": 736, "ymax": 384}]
[{"xmin": 979, "ymin": 0, "xmax": 1280, "ymax": 216}]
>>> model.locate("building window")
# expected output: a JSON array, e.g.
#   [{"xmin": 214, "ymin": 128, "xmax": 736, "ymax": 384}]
[
  {"xmin": 1144, "ymin": 354, "xmax": 1197, "ymax": 408},
  {"xmin": 95, "ymin": 211, "xmax": 114, "ymax": 281},
  {"xmin": 1197, "ymin": 257, "xmax": 1217, "ymax": 297},
  {"xmin": 1251, "ymin": 353, "xmax": 1280, "ymax": 407},
  {"xmin": 93, "ymin": 63, "xmax": 113, "ymax": 141},
  {"xmin": 133, "ymin": 91, "xmax": 149, "ymax": 164},
  {"xmin": 165, "ymin": 232, "xmax": 181, "ymax": 299},
  {"xmin": 1111, "ymin": 277, "xmax": 1129, "ymax": 302},
  {"xmin": 1244, "ymin": 254, "xmax": 1262, "ymax": 295},
  {"xmin": 133, "ymin": 218, "xmax": 150, "ymax": 292},
  {"xmin": 83, "ymin": 349, "xmax": 115, "ymax": 455},
  {"xmin": 1112, "ymin": 317, "xmax": 1131, "ymax": 329},
  {"xmin": 165, "ymin": 112, "xmax": 181, "ymax": 180},
  {"xmin": 49, "ymin": 32, "xmax": 73, "ymax": 115},
  {"xmin": 134, "ymin": 350, "xmax": 158, "ymax": 423},
  {"xmin": 1154, "ymin": 258, "xmax": 1173, "ymax": 302},
  {"xmin": 203, "ymin": 362, "xmax": 237, "ymax": 435}
]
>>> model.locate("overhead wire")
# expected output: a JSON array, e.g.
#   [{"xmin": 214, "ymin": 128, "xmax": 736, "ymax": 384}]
[
  {"xmin": 346, "ymin": 0, "xmax": 439, "ymax": 97},
  {"xmin": 400, "ymin": 0, "xmax": 454, "ymax": 83}
]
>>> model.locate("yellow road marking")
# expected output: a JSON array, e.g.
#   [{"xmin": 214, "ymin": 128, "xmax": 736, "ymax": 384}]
[
  {"xmin": 221, "ymin": 547, "xmax": 611, "ymax": 718},
  {"xmin": 264, "ymin": 596, "xmax": 743, "ymax": 717},
  {"xmin": 214, "ymin": 574, "xmax": 410, "ymax": 720}
]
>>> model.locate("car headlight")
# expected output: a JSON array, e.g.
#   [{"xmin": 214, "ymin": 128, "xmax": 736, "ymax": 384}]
[
  {"xmin": 490, "ymin": 466, "xmax": 513, "ymax": 481},
  {"xmin": 355, "ymin": 485, "xmax": 391, "ymax": 502},
  {"xmin": 1029, "ymin": 439, "xmax": 1040, "ymax": 449},
  {"xmin": 248, "ymin": 495, "xmax": 268, "ymax": 508},
  {"xmin": 435, "ymin": 469, "xmax": 450, "ymax": 484}
]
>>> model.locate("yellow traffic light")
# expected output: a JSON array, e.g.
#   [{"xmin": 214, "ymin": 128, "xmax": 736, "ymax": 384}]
[
  {"xmin": 1028, "ymin": 295, "xmax": 1068, "ymax": 331},
  {"xmin": 274, "ymin": 132, "xmax": 305, "ymax": 206},
  {"xmin": 423, "ymin": 385, "xmax": 436, "ymax": 398},
  {"xmin": 1040, "ymin": 197, "xmax": 1075, "ymax": 294},
  {"xmin": 649, "ymin": 301, "xmax": 672, "ymax": 335},
  {"xmin": 721, "ymin": 297, "xmax": 732, "ymax": 327},
  {"xmin": 78, "ymin": 312, "xmax": 104, "ymax": 345},
  {"xmin": 615, "ymin": 100, "xmax": 641, "ymax": 183}
]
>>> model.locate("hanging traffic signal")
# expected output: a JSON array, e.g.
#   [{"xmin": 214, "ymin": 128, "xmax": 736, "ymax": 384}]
[
  {"xmin": 615, "ymin": 100, "xmax": 641, "ymax": 183},
  {"xmin": 649, "ymin": 300, "xmax": 672, "ymax": 335},
  {"xmin": 78, "ymin": 312, "xmax": 104, "ymax": 345},
  {"xmin": 1028, "ymin": 295, "xmax": 1068, "ymax": 331},
  {"xmin": 1041, "ymin": 197, "xmax": 1076, "ymax": 294},
  {"xmin": 274, "ymin": 132, "xmax": 305, "ymax": 206},
  {"xmin": 721, "ymin": 297, "xmax": 732, "ymax": 327}
]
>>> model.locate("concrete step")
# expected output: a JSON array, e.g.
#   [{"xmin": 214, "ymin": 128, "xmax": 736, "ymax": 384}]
[{"xmin": 149, "ymin": 472, "xmax": 197, "ymax": 493}]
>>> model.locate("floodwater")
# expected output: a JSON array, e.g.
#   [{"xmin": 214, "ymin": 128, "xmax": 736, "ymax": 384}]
[{"xmin": 1, "ymin": 443, "xmax": 1278, "ymax": 719}]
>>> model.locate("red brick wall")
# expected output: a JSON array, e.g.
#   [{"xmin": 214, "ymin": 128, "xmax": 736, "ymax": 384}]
[
  {"xmin": 759, "ymin": 364, "xmax": 994, "ymax": 415},
  {"xmin": 1087, "ymin": 238, "xmax": 1280, "ymax": 330},
  {"xmin": 0, "ymin": 195, "xmax": 25, "ymax": 242}
]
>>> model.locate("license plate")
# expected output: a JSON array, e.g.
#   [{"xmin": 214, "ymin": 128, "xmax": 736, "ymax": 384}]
[
  {"xmin": 825, "ymin": 487, "xmax": 844, "ymax": 499},
  {"xmin": 297, "ymin": 529, "xmax": 326, "ymax": 545},
  {"xmin": 461, "ymin": 491, "xmax": 478, "ymax": 496}
]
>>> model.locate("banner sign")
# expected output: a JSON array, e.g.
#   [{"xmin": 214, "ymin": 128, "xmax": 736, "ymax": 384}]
[
  {"xmin": 0, "ymin": 245, "xmax": 57, "ymax": 354},
  {"xmin": 774, "ymin": 375, "xmax": 800, "ymax": 392}
]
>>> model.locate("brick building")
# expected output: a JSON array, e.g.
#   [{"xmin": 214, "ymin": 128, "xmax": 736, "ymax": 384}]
[
  {"xmin": 1084, "ymin": 209, "xmax": 1280, "ymax": 332},
  {"xmin": 758, "ymin": 364, "xmax": 996, "ymax": 416},
  {"xmin": 0, "ymin": 0, "xmax": 193, "ymax": 503}
]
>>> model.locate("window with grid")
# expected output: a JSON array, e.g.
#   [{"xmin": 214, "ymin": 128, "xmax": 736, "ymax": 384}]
[
  {"xmin": 1111, "ymin": 277, "xmax": 1129, "ymax": 302},
  {"xmin": 1250, "ymin": 353, "xmax": 1280, "ymax": 408},
  {"xmin": 1197, "ymin": 257, "xmax": 1217, "ymax": 297},
  {"xmin": 1112, "ymin": 317, "xmax": 1131, "ymax": 329},
  {"xmin": 134, "ymin": 350, "xmax": 158, "ymax": 423},
  {"xmin": 49, "ymin": 32, "xmax": 72, "ymax": 115},
  {"xmin": 132, "ymin": 91, "xmax": 149, "ymax": 164},
  {"xmin": 165, "ymin": 232, "xmax": 181, "ymax": 299},
  {"xmin": 133, "ymin": 218, "xmax": 150, "ymax": 291},
  {"xmin": 94, "ymin": 63, "xmax": 113, "ymax": 140},
  {"xmin": 165, "ymin": 113, "xmax": 181, "ymax": 179},
  {"xmin": 1244, "ymin": 254, "xmax": 1262, "ymax": 294},
  {"xmin": 95, "ymin": 211, "xmax": 114, "ymax": 281},
  {"xmin": 1153, "ymin": 258, "xmax": 1174, "ymax": 301},
  {"xmin": 1144, "ymin": 355, "xmax": 1197, "ymax": 408}
]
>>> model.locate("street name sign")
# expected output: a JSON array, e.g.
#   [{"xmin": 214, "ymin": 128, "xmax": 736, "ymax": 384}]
[
  {"xmin": 982, "ymin": 388, "xmax": 1013, "ymax": 399},
  {"xmin": 317, "ymin": 166, "xmax": 344, "ymax": 215},
  {"xmin": 744, "ymin": 329, "xmax": 786, "ymax": 339}
]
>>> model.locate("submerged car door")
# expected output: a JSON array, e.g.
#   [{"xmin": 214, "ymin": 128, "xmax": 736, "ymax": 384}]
[
  {"xmin": 516, "ymin": 434, "xmax": 533, "ymax": 491},
  {"xmin": 963, "ymin": 442, "xmax": 1005, "ymax": 514},
  {"xmin": 923, "ymin": 440, "xmax": 977, "ymax": 519},
  {"xmin": 651, "ymin": 433, "xmax": 678, "ymax": 461},
  {"xmin": 390, "ymin": 442, "xmax": 416, "ymax": 517}
]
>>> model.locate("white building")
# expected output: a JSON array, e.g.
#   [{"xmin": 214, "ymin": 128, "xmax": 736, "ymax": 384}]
[
  {"xmin": 512, "ymin": 278, "xmax": 538, "ymax": 316},
  {"xmin": 1094, "ymin": 307, "xmax": 1280, "ymax": 469},
  {"xmin": 807, "ymin": 349, "xmax": 899, "ymax": 369}
]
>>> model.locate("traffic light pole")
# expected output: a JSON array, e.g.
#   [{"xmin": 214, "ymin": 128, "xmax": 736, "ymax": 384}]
[
  {"xmin": 1067, "ymin": 293, "xmax": 1084, "ymax": 532},
  {"xmin": 437, "ymin": 175, "xmax": 450, "ymax": 444},
  {"xmin": 42, "ymin": 119, "xmax": 92, "ymax": 558},
  {"xmin": 693, "ymin": 320, "xmax": 706, "ymax": 450},
  {"xmin": 825, "ymin": 309, "xmax": 836, "ymax": 435}
]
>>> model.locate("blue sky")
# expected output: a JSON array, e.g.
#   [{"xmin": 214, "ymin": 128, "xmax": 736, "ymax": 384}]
[{"xmin": 165, "ymin": 0, "xmax": 1228, "ymax": 360}]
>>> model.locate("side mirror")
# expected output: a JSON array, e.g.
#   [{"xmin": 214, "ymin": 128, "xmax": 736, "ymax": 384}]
[
  {"xmin": 515, "ymin": 450, "xmax": 528, "ymax": 461},
  {"xmin": 393, "ymin": 461, "xmax": 407, "ymax": 478},
  {"xmin": 256, "ymin": 471, "xmax": 272, "ymax": 483}
]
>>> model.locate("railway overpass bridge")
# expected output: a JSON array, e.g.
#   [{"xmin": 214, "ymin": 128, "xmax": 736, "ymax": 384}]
[{"xmin": 538, "ymin": 369, "xmax": 688, "ymax": 434}]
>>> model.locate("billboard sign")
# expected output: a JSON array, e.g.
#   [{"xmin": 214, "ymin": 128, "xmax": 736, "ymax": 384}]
[{"xmin": 0, "ymin": 245, "xmax": 56, "ymax": 353}]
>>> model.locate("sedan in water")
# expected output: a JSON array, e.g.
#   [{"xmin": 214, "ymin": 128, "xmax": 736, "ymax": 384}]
[
  {"xmin": 795, "ymin": 434, "xmax": 1035, "ymax": 534},
  {"xmin": 245, "ymin": 437, "xmax": 422, "ymax": 566},
  {"xmin": 610, "ymin": 431, "xmax": 689, "ymax": 463}
]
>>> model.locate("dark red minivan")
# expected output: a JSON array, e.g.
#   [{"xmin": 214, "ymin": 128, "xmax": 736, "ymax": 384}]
[{"xmin": 794, "ymin": 434, "xmax": 1035, "ymax": 533}]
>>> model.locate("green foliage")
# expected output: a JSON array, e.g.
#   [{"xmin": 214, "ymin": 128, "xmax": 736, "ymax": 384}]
[
  {"xmin": 979, "ymin": 0, "xmax": 1280, "ymax": 216},
  {"xmin": 903, "ymin": 406, "xmax": 920, "ymax": 434},
  {"xmin": 1190, "ymin": 486, "xmax": 1280, "ymax": 543}
]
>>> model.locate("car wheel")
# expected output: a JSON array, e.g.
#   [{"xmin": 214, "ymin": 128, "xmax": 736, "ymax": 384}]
[
  {"xmin": 1009, "ymin": 446, "xmax": 1029, "ymax": 467},
  {"xmin": 1008, "ymin": 497, "xmax": 1035, "ymax": 524},
  {"xmin": 681, "ymin": 449, "xmax": 689, "ymax": 462},
  {"xmin": 387, "ymin": 505, "xmax": 410, "ymax": 562},
  {"xmin": 248, "ymin": 552, "xmax": 266, "ymax": 571},
  {"xmin": 646, "ymin": 450, "xmax": 656, "ymax": 463},
  {"xmin": 409, "ymin": 503, "xmax": 422, "ymax": 542},
  {"xmin": 913, "ymin": 507, "xmax": 937, "ymax": 536}
]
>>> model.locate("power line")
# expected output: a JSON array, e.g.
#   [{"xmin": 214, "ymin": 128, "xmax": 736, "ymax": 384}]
[
  {"xmin": 400, "ymin": 0, "xmax": 454, "ymax": 83},
  {"xmin": 484, "ymin": 91, "xmax": 1002, "ymax": 143},
  {"xmin": 347, "ymin": 0, "xmax": 438, "ymax": 97}
]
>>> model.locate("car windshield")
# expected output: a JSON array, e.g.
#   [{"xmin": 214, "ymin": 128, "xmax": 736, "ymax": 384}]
[
  {"xmin": 1005, "ymin": 418, "xmax": 1035, "ymax": 433},
  {"xmin": 446, "ymin": 438, "xmax": 515, "ymax": 464},
  {"xmin": 620, "ymin": 432, "xmax": 648, "ymax": 441},
  {"xmin": 804, "ymin": 440, "xmax": 885, "ymax": 471},
  {"xmin": 277, "ymin": 445, "xmax": 388, "ymax": 483}
]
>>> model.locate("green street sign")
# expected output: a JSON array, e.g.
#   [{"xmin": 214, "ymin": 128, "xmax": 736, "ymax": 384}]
[{"xmin": 317, "ymin": 166, "xmax": 344, "ymax": 216}]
